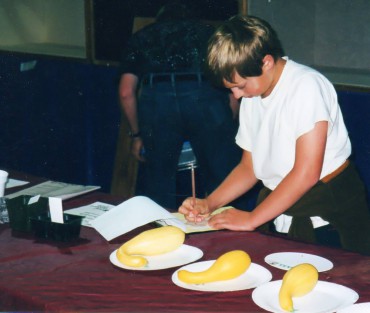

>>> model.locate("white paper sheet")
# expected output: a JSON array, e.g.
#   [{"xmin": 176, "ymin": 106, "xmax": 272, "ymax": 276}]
[
  {"xmin": 157, "ymin": 207, "xmax": 231, "ymax": 233},
  {"xmin": 91, "ymin": 196, "xmax": 175, "ymax": 241},
  {"xmin": 49, "ymin": 197, "xmax": 64, "ymax": 224},
  {"xmin": 28, "ymin": 195, "xmax": 41, "ymax": 205},
  {"xmin": 6, "ymin": 178, "xmax": 29, "ymax": 189},
  {"xmin": 64, "ymin": 202, "xmax": 114, "ymax": 227}
]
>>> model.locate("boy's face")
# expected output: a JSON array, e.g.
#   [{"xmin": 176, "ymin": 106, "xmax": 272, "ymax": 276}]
[
  {"xmin": 224, "ymin": 73, "xmax": 269, "ymax": 99},
  {"xmin": 223, "ymin": 55, "xmax": 279, "ymax": 99}
]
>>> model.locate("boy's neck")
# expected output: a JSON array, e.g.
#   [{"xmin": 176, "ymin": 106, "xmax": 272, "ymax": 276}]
[{"xmin": 262, "ymin": 57, "xmax": 286, "ymax": 98}]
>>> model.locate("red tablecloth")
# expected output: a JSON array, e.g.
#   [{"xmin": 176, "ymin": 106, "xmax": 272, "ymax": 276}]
[
  {"xmin": 1, "ymin": 218, "xmax": 370, "ymax": 313},
  {"xmin": 1, "ymin": 171, "xmax": 370, "ymax": 312}
]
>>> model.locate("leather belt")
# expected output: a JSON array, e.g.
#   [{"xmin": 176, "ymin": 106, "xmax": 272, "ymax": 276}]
[
  {"xmin": 142, "ymin": 73, "xmax": 204, "ymax": 85},
  {"xmin": 321, "ymin": 159, "xmax": 349, "ymax": 183}
]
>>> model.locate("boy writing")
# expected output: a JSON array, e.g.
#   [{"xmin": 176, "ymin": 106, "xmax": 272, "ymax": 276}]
[{"xmin": 179, "ymin": 15, "xmax": 370, "ymax": 255}]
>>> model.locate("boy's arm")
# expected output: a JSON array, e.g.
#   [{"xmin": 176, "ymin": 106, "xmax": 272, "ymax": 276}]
[
  {"xmin": 208, "ymin": 121, "xmax": 328, "ymax": 231},
  {"xmin": 207, "ymin": 150, "xmax": 258, "ymax": 211}
]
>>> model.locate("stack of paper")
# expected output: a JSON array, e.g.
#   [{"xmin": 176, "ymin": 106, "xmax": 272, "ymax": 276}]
[{"xmin": 6, "ymin": 180, "xmax": 100, "ymax": 200}]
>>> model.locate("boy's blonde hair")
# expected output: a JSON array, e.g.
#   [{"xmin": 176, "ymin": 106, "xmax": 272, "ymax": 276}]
[{"xmin": 207, "ymin": 15, "xmax": 284, "ymax": 85}]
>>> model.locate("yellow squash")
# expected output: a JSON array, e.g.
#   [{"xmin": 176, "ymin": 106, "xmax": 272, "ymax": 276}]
[
  {"xmin": 116, "ymin": 226, "xmax": 185, "ymax": 267},
  {"xmin": 178, "ymin": 250, "xmax": 251, "ymax": 284},
  {"xmin": 279, "ymin": 263, "xmax": 319, "ymax": 312}
]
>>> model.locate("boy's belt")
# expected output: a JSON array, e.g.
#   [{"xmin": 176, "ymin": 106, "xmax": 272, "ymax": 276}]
[{"xmin": 321, "ymin": 159, "xmax": 349, "ymax": 183}]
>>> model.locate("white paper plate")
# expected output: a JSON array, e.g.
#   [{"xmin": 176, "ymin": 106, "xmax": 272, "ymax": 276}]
[
  {"xmin": 172, "ymin": 260, "xmax": 272, "ymax": 292},
  {"xmin": 337, "ymin": 302, "xmax": 370, "ymax": 313},
  {"xmin": 265, "ymin": 252, "xmax": 333, "ymax": 272},
  {"xmin": 110, "ymin": 244, "xmax": 203, "ymax": 271},
  {"xmin": 252, "ymin": 280, "xmax": 359, "ymax": 313}
]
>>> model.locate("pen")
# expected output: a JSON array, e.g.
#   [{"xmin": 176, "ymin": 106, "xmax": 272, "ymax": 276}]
[
  {"xmin": 190, "ymin": 163, "xmax": 198, "ymax": 224},
  {"xmin": 191, "ymin": 163, "xmax": 196, "ymax": 207}
]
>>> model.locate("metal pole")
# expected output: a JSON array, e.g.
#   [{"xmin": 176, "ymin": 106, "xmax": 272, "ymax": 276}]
[{"xmin": 238, "ymin": 0, "xmax": 248, "ymax": 16}]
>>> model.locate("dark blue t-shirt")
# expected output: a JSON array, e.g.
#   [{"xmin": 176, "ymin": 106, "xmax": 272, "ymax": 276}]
[{"xmin": 119, "ymin": 20, "xmax": 215, "ymax": 79}]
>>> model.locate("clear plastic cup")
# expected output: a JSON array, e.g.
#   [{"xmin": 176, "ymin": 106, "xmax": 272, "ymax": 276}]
[{"xmin": 0, "ymin": 170, "xmax": 8, "ymax": 197}]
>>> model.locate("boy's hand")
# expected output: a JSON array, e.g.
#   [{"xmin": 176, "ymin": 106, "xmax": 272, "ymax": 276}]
[
  {"xmin": 208, "ymin": 209, "xmax": 255, "ymax": 231},
  {"xmin": 178, "ymin": 197, "xmax": 210, "ymax": 223}
]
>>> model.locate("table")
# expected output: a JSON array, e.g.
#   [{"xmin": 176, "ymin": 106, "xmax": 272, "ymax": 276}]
[{"xmin": 1, "ymin": 173, "xmax": 370, "ymax": 312}]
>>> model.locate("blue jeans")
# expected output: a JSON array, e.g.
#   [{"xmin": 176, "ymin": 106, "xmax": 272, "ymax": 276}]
[{"xmin": 137, "ymin": 77, "xmax": 244, "ymax": 210}]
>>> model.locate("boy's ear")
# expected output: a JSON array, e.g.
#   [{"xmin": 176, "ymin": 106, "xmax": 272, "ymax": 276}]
[{"xmin": 262, "ymin": 55, "xmax": 274, "ymax": 70}]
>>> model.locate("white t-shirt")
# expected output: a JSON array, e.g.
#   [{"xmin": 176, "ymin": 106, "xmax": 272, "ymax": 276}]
[{"xmin": 235, "ymin": 58, "xmax": 351, "ymax": 232}]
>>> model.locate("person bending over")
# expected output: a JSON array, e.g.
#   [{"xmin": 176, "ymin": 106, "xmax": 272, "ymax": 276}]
[{"xmin": 179, "ymin": 15, "xmax": 370, "ymax": 255}]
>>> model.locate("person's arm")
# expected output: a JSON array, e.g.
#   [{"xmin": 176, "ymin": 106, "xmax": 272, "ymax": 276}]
[
  {"xmin": 118, "ymin": 73, "xmax": 144, "ymax": 161},
  {"xmin": 178, "ymin": 149, "xmax": 258, "ymax": 221},
  {"xmin": 207, "ymin": 150, "xmax": 258, "ymax": 210},
  {"xmin": 208, "ymin": 121, "xmax": 328, "ymax": 231}
]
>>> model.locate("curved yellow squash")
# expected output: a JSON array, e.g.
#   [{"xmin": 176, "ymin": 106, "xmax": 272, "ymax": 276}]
[
  {"xmin": 178, "ymin": 250, "xmax": 251, "ymax": 284},
  {"xmin": 116, "ymin": 226, "xmax": 185, "ymax": 267},
  {"xmin": 279, "ymin": 263, "xmax": 319, "ymax": 312}
]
